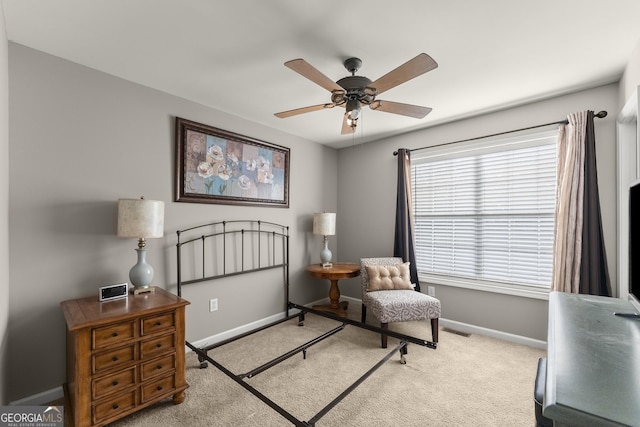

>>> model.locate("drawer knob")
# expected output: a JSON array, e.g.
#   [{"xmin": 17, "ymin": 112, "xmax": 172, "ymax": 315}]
[
  {"xmin": 112, "ymin": 381, "xmax": 118, "ymax": 386},
  {"xmin": 156, "ymin": 386, "xmax": 163, "ymax": 391},
  {"xmin": 155, "ymin": 321, "xmax": 162, "ymax": 326},
  {"xmin": 156, "ymin": 365, "xmax": 163, "ymax": 370},
  {"xmin": 112, "ymin": 403, "xmax": 119, "ymax": 410},
  {"xmin": 156, "ymin": 343, "xmax": 162, "ymax": 348},
  {"xmin": 112, "ymin": 332, "xmax": 118, "ymax": 337},
  {"xmin": 112, "ymin": 356, "xmax": 119, "ymax": 362}
]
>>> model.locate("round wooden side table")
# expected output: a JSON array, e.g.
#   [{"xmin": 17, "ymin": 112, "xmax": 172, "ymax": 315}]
[{"xmin": 305, "ymin": 262, "xmax": 361, "ymax": 317}]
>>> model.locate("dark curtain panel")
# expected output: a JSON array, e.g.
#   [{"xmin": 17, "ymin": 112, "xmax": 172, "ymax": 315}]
[
  {"xmin": 393, "ymin": 148, "xmax": 420, "ymax": 291},
  {"xmin": 579, "ymin": 110, "xmax": 612, "ymax": 296}
]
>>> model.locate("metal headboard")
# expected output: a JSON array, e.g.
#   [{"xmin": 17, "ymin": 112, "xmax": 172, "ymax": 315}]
[{"xmin": 176, "ymin": 220, "xmax": 289, "ymax": 304}]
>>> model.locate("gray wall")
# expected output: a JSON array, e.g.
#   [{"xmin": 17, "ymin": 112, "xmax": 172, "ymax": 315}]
[
  {"xmin": 6, "ymin": 43, "xmax": 337, "ymax": 402},
  {"xmin": 336, "ymin": 84, "xmax": 620, "ymax": 342},
  {"xmin": 1, "ymin": 5, "xmax": 10, "ymax": 406}
]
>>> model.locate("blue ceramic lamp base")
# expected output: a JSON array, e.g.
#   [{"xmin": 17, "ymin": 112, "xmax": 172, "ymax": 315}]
[
  {"xmin": 129, "ymin": 247, "xmax": 155, "ymax": 293},
  {"xmin": 320, "ymin": 236, "xmax": 333, "ymax": 268}
]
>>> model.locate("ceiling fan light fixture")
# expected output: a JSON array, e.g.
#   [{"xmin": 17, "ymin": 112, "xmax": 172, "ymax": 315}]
[{"xmin": 346, "ymin": 99, "xmax": 361, "ymax": 120}]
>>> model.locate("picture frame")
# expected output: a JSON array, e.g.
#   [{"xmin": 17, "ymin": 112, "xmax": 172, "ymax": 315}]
[{"xmin": 175, "ymin": 117, "xmax": 290, "ymax": 207}]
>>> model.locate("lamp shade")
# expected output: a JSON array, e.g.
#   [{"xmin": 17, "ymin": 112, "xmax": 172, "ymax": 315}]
[
  {"xmin": 313, "ymin": 212, "xmax": 336, "ymax": 236},
  {"xmin": 117, "ymin": 198, "xmax": 165, "ymax": 238}
]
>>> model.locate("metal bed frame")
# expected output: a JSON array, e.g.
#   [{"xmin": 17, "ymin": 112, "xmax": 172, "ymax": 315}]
[{"xmin": 176, "ymin": 220, "xmax": 436, "ymax": 426}]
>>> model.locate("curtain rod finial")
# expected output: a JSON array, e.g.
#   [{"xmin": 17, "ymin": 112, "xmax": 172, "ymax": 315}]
[{"xmin": 595, "ymin": 110, "xmax": 607, "ymax": 118}]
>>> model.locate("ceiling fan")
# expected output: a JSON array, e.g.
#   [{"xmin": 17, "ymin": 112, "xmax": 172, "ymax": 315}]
[{"xmin": 274, "ymin": 53, "xmax": 438, "ymax": 134}]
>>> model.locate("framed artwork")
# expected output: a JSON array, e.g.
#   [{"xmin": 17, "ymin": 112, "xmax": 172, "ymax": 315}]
[{"xmin": 175, "ymin": 117, "xmax": 290, "ymax": 207}]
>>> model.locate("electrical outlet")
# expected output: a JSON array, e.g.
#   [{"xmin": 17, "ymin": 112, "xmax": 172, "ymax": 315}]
[
  {"xmin": 427, "ymin": 286, "xmax": 435, "ymax": 297},
  {"xmin": 209, "ymin": 298, "xmax": 218, "ymax": 312}
]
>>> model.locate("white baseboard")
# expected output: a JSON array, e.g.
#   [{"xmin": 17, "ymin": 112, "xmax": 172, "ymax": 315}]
[
  {"xmin": 439, "ymin": 318, "xmax": 547, "ymax": 350},
  {"xmin": 345, "ymin": 295, "xmax": 546, "ymax": 349},
  {"xmin": 10, "ymin": 386, "xmax": 63, "ymax": 406},
  {"xmin": 188, "ymin": 308, "xmax": 299, "ymax": 350}
]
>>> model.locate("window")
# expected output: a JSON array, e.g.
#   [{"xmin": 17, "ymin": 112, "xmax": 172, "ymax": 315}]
[{"xmin": 411, "ymin": 130, "xmax": 558, "ymax": 298}]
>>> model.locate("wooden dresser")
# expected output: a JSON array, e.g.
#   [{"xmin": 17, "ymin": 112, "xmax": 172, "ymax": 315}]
[{"xmin": 60, "ymin": 287, "xmax": 190, "ymax": 427}]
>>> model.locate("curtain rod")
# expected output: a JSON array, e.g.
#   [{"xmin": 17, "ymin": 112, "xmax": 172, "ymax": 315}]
[{"xmin": 392, "ymin": 110, "xmax": 608, "ymax": 156}]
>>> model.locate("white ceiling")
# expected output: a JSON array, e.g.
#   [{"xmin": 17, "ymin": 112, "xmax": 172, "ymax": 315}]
[{"xmin": 3, "ymin": 0, "xmax": 640, "ymax": 149}]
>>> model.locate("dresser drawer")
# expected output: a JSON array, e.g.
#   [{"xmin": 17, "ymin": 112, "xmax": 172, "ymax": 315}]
[
  {"xmin": 93, "ymin": 390, "xmax": 135, "ymax": 425},
  {"xmin": 92, "ymin": 321, "xmax": 135, "ymax": 349},
  {"xmin": 142, "ymin": 312, "xmax": 175, "ymax": 335},
  {"xmin": 141, "ymin": 354, "xmax": 175, "ymax": 381},
  {"xmin": 93, "ymin": 366, "xmax": 136, "ymax": 400},
  {"xmin": 141, "ymin": 333, "xmax": 175, "ymax": 359},
  {"xmin": 93, "ymin": 344, "xmax": 136, "ymax": 374},
  {"xmin": 141, "ymin": 374, "xmax": 175, "ymax": 403}
]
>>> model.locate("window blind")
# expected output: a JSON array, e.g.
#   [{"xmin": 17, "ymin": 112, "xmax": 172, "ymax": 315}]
[{"xmin": 411, "ymin": 130, "xmax": 557, "ymax": 290}]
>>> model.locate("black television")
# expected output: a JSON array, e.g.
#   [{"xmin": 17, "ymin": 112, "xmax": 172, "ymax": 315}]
[{"xmin": 628, "ymin": 178, "xmax": 640, "ymax": 313}]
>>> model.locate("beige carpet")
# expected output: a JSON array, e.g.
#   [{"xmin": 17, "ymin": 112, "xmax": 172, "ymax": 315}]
[{"xmin": 110, "ymin": 303, "xmax": 545, "ymax": 426}]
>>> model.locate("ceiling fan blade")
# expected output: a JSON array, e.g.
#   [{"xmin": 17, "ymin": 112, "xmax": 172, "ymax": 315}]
[
  {"xmin": 369, "ymin": 53, "xmax": 438, "ymax": 95},
  {"xmin": 341, "ymin": 113, "xmax": 356, "ymax": 134},
  {"xmin": 370, "ymin": 100, "xmax": 432, "ymax": 119},
  {"xmin": 284, "ymin": 59, "xmax": 344, "ymax": 93},
  {"xmin": 274, "ymin": 103, "xmax": 335, "ymax": 118}
]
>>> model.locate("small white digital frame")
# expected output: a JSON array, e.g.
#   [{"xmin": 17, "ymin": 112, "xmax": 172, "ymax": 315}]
[{"xmin": 99, "ymin": 282, "xmax": 129, "ymax": 302}]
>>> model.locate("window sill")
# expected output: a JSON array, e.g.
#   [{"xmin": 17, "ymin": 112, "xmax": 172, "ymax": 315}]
[{"xmin": 419, "ymin": 273, "xmax": 550, "ymax": 300}]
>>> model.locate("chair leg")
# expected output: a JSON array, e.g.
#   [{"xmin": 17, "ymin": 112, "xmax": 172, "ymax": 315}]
[
  {"xmin": 361, "ymin": 304, "xmax": 367, "ymax": 323},
  {"xmin": 380, "ymin": 323, "xmax": 388, "ymax": 348},
  {"xmin": 431, "ymin": 318, "xmax": 439, "ymax": 343}
]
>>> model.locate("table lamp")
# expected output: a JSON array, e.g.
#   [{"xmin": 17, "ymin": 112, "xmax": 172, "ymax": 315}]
[
  {"xmin": 117, "ymin": 197, "xmax": 165, "ymax": 293},
  {"xmin": 313, "ymin": 212, "xmax": 336, "ymax": 268}
]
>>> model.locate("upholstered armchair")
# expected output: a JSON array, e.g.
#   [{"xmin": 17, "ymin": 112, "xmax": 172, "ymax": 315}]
[{"xmin": 360, "ymin": 257, "xmax": 441, "ymax": 348}]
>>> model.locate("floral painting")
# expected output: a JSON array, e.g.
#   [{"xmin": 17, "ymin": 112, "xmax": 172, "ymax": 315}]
[{"xmin": 175, "ymin": 118, "xmax": 289, "ymax": 207}]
